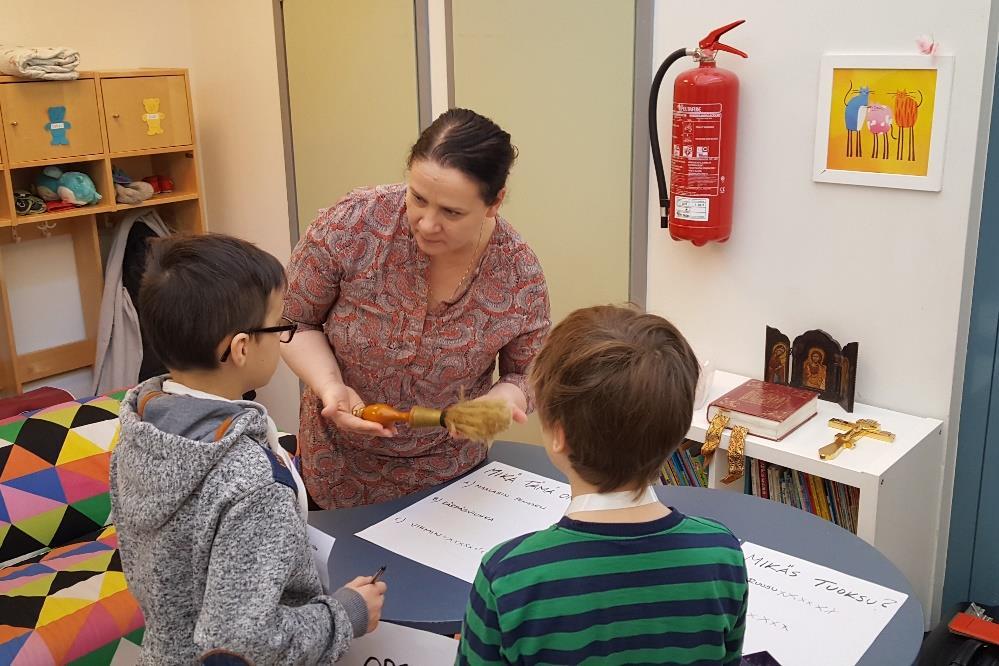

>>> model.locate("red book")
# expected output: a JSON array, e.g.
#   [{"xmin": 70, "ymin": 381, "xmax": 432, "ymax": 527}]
[{"xmin": 707, "ymin": 379, "xmax": 818, "ymax": 440}]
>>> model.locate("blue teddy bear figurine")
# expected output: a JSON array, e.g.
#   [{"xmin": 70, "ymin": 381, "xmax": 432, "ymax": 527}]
[{"xmin": 45, "ymin": 106, "xmax": 72, "ymax": 146}]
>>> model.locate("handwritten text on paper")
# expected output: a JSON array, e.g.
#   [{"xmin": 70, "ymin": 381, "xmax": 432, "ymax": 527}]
[
  {"xmin": 739, "ymin": 542, "xmax": 907, "ymax": 666},
  {"xmin": 356, "ymin": 462, "xmax": 570, "ymax": 582}
]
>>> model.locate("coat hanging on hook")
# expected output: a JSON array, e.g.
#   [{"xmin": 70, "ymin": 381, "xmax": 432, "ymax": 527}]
[{"xmin": 92, "ymin": 209, "xmax": 171, "ymax": 395}]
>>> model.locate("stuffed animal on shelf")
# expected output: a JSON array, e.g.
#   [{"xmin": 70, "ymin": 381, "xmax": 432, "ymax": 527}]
[
  {"xmin": 112, "ymin": 165, "xmax": 154, "ymax": 205},
  {"xmin": 59, "ymin": 172, "xmax": 102, "ymax": 205},
  {"xmin": 115, "ymin": 181, "xmax": 154, "ymax": 205},
  {"xmin": 34, "ymin": 166, "xmax": 62, "ymax": 201},
  {"xmin": 33, "ymin": 166, "xmax": 102, "ymax": 206}
]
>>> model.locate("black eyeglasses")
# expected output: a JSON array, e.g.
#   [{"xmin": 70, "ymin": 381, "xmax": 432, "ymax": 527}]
[{"xmin": 220, "ymin": 318, "xmax": 298, "ymax": 362}]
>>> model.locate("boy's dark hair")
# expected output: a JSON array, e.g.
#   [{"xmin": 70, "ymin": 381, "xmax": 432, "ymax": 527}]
[
  {"xmin": 139, "ymin": 234, "xmax": 286, "ymax": 371},
  {"xmin": 407, "ymin": 108, "xmax": 516, "ymax": 204},
  {"xmin": 530, "ymin": 305, "xmax": 700, "ymax": 492}
]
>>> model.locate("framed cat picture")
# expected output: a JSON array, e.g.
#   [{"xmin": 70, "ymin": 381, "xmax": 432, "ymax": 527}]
[{"xmin": 812, "ymin": 53, "xmax": 954, "ymax": 191}]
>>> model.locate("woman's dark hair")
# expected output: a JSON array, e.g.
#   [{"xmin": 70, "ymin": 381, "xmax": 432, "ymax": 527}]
[
  {"xmin": 407, "ymin": 108, "xmax": 516, "ymax": 204},
  {"xmin": 139, "ymin": 234, "xmax": 286, "ymax": 371}
]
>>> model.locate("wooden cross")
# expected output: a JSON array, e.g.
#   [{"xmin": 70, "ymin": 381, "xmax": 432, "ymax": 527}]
[{"xmin": 817, "ymin": 418, "xmax": 895, "ymax": 461}]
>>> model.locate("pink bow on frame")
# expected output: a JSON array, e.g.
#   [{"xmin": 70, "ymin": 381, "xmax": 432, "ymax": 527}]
[{"xmin": 916, "ymin": 35, "xmax": 938, "ymax": 55}]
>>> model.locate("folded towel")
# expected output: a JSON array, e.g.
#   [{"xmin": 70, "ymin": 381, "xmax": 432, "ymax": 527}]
[{"xmin": 0, "ymin": 45, "xmax": 80, "ymax": 80}]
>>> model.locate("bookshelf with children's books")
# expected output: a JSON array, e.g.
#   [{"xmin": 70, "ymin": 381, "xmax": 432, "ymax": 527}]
[
  {"xmin": 681, "ymin": 370, "xmax": 944, "ymax": 625},
  {"xmin": 660, "ymin": 439, "xmax": 710, "ymax": 488}
]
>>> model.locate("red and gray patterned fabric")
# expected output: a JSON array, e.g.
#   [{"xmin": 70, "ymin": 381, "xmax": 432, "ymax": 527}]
[{"xmin": 285, "ymin": 184, "xmax": 550, "ymax": 508}]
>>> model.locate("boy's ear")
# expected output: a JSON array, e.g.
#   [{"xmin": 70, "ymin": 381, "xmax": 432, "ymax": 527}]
[
  {"xmin": 550, "ymin": 423, "xmax": 569, "ymax": 455},
  {"xmin": 225, "ymin": 333, "xmax": 251, "ymax": 367}
]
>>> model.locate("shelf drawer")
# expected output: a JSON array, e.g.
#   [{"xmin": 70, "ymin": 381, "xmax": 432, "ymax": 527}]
[
  {"xmin": 0, "ymin": 79, "xmax": 104, "ymax": 163},
  {"xmin": 101, "ymin": 75, "xmax": 192, "ymax": 153}
]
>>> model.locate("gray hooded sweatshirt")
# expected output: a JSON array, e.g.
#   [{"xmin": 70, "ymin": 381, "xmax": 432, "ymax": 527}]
[{"xmin": 110, "ymin": 377, "xmax": 367, "ymax": 664}]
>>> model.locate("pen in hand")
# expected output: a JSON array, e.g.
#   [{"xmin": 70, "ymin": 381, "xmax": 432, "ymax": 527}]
[{"xmin": 371, "ymin": 565, "xmax": 387, "ymax": 584}]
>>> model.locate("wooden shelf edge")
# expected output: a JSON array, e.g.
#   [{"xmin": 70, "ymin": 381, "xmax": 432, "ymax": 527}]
[
  {"xmin": 97, "ymin": 68, "xmax": 187, "ymax": 79},
  {"xmin": 12, "ymin": 204, "xmax": 113, "ymax": 224},
  {"xmin": 113, "ymin": 191, "xmax": 199, "ymax": 211},
  {"xmin": 110, "ymin": 145, "xmax": 195, "ymax": 159},
  {"xmin": 8, "ymin": 154, "xmax": 108, "ymax": 169},
  {"xmin": 0, "ymin": 69, "xmax": 187, "ymax": 84},
  {"xmin": 16, "ymin": 339, "xmax": 95, "ymax": 384}
]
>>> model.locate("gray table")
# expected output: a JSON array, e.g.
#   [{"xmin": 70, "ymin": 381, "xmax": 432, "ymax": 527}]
[{"xmin": 309, "ymin": 441, "xmax": 924, "ymax": 665}]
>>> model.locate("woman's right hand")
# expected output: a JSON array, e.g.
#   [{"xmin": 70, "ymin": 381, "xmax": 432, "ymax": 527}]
[
  {"xmin": 318, "ymin": 381, "xmax": 396, "ymax": 437},
  {"xmin": 343, "ymin": 576, "xmax": 387, "ymax": 634}
]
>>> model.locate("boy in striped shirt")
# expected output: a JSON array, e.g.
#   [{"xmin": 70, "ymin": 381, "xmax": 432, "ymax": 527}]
[{"xmin": 457, "ymin": 305, "xmax": 748, "ymax": 665}]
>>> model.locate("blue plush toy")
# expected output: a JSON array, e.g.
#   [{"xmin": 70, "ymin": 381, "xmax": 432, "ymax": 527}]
[
  {"xmin": 34, "ymin": 166, "xmax": 102, "ymax": 206},
  {"xmin": 34, "ymin": 166, "xmax": 62, "ymax": 201}
]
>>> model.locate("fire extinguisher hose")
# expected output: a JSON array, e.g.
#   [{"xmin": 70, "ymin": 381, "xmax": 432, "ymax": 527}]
[{"xmin": 649, "ymin": 47, "xmax": 691, "ymax": 229}]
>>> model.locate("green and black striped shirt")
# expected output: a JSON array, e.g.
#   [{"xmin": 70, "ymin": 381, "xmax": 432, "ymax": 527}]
[{"xmin": 457, "ymin": 509, "xmax": 748, "ymax": 665}]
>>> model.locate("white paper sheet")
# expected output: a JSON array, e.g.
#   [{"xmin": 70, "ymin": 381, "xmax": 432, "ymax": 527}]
[
  {"xmin": 356, "ymin": 461, "xmax": 570, "ymax": 582},
  {"xmin": 337, "ymin": 621, "xmax": 458, "ymax": 666},
  {"xmin": 740, "ymin": 542, "xmax": 908, "ymax": 666},
  {"xmin": 306, "ymin": 524, "xmax": 336, "ymax": 593}
]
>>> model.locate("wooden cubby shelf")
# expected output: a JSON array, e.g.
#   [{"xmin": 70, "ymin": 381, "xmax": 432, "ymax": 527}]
[
  {"xmin": 9, "ymin": 156, "xmax": 114, "ymax": 224},
  {"xmin": 0, "ymin": 69, "xmax": 204, "ymax": 394},
  {"xmin": 110, "ymin": 148, "xmax": 199, "ymax": 213}
]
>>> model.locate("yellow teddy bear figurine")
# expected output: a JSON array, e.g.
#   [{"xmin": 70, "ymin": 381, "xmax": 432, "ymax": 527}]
[{"xmin": 142, "ymin": 98, "xmax": 165, "ymax": 136}]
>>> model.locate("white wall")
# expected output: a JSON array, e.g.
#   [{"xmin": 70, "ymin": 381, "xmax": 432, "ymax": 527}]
[
  {"xmin": 648, "ymin": 0, "xmax": 998, "ymax": 620},
  {"xmin": 0, "ymin": 3, "xmax": 196, "ymax": 70},
  {"xmin": 188, "ymin": 1, "xmax": 299, "ymax": 430}
]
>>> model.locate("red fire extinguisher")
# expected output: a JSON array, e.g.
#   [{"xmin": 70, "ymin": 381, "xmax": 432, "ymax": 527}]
[{"xmin": 650, "ymin": 20, "xmax": 747, "ymax": 245}]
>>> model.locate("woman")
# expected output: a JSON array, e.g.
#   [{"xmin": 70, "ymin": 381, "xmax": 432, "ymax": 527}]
[{"xmin": 283, "ymin": 109, "xmax": 551, "ymax": 508}]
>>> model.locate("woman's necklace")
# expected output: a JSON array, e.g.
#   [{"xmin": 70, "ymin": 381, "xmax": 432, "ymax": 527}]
[{"xmin": 448, "ymin": 218, "xmax": 486, "ymax": 303}]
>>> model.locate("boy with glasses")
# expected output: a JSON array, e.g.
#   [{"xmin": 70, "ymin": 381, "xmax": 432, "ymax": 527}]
[{"xmin": 111, "ymin": 234, "xmax": 386, "ymax": 664}]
